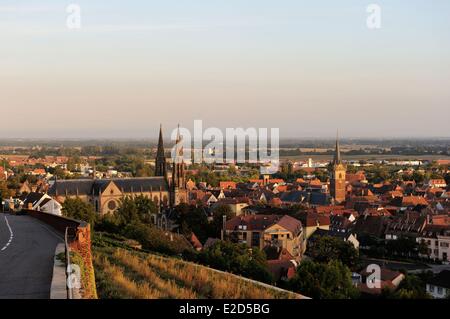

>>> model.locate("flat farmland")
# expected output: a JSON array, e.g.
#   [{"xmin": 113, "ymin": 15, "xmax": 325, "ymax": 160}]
[{"xmin": 280, "ymin": 154, "xmax": 450, "ymax": 162}]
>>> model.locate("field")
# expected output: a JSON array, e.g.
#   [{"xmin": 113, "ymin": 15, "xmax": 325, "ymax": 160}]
[
  {"xmin": 93, "ymin": 245, "xmax": 304, "ymax": 299},
  {"xmin": 280, "ymin": 154, "xmax": 450, "ymax": 162}
]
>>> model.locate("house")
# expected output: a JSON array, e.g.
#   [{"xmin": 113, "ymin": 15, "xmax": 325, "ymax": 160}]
[
  {"xmin": 358, "ymin": 267, "xmax": 405, "ymax": 297},
  {"xmin": 352, "ymin": 215, "xmax": 389, "ymax": 247},
  {"xmin": 296, "ymin": 211, "xmax": 330, "ymax": 239},
  {"xmin": 38, "ymin": 197, "xmax": 63, "ymax": 216},
  {"xmin": 265, "ymin": 247, "xmax": 297, "ymax": 282},
  {"xmin": 211, "ymin": 198, "xmax": 250, "ymax": 216},
  {"xmin": 389, "ymin": 196, "xmax": 429, "ymax": 210},
  {"xmin": 308, "ymin": 228, "xmax": 359, "ymax": 250},
  {"xmin": 19, "ymin": 181, "xmax": 33, "ymax": 194},
  {"xmin": 426, "ymin": 179, "xmax": 447, "ymax": 189},
  {"xmin": 219, "ymin": 181, "xmax": 237, "ymax": 190},
  {"xmin": 187, "ymin": 233, "xmax": 203, "ymax": 251},
  {"xmin": 31, "ymin": 168, "xmax": 47, "ymax": 176},
  {"xmin": 426, "ymin": 270, "xmax": 450, "ymax": 299},
  {"xmin": 22, "ymin": 192, "xmax": 62, "ymax": 216},
  {"xmin": 384, "ymin": 211, "xmax": 428, "ymax": 240},
  {"xmin": 224, "ymin": 214, "xmax": 304, "ymax": 261},
  {"xmin": 330, "ymin": 213, "xmax": 356, "ymax": 233},
  {"xmin": 417, "ymin": 225, "xmax": 450, "ymax": 262}
]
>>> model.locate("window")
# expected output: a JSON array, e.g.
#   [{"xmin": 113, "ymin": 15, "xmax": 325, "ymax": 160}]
[
  {"xmin": 107, "ymin": 200, "xmax": 117, "ymax": 210},
  {"xmin": 440, "ymin": 242, "xmax": 449, "ymax": 248},
  {"xmin": 437, "ymin": 287, "xmax": 443, "ymax": 295},
  {"xmin": 252, "ymin": 232, "xmax": 260, "ymax": 247},
  {"xmin": 429, "ymin": 285, "xmax": 435, "ymax": 292}
]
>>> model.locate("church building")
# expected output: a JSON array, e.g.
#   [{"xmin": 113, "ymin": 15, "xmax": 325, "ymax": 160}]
[{"xmin": 48, "ymin": 125, "xmax": 187, "ymax": 215}]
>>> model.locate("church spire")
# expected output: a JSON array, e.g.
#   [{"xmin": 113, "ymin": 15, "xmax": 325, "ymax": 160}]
[
  {"xmin": 172, "ymin": 124, "xmax": 185, "ymax": 189},
  {"xmin": 155, "ymin": 124, "xmax": 167, "ymax": 177},
  {"xmin": 334, "ymin": 130, "xmax": 341, "ymax": 164}
]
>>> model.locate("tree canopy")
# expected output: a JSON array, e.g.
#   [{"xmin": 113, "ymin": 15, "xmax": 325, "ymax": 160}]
[
  {"xmin": 62, "ymin": 198, "xmax": 97, "ymax": 226},
  {"xmin": 308, "ymin": 236, "xmax": 359, "ymax": 270},
  {"xmin": 198, "ymin": 241, "xmax": 273, "ymax": 284},
  {"xmin": 288, "ymin": 260, "xmax": 359, "ymax": 299}
]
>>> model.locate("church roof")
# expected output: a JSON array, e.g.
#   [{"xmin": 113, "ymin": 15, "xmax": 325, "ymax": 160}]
[{"xmin": 48, "ymin": 177, "xmax": 168, "ymax": 197}]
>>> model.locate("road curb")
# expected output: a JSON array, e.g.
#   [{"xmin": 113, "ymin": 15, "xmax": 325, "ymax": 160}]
[{"xmin": 50, "ymin": 243, "xmax": 67, "ymax": 299}]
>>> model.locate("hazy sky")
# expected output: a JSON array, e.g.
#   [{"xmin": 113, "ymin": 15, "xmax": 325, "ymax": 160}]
[{"xmin": 1, "ymin": 0, "xmax": 449, "ymax": 139}]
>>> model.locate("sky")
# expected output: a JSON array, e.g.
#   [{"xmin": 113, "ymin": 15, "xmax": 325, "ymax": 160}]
[{"xmin": 1, "ymin": 0, "xmax": 449, "ymax": 139}]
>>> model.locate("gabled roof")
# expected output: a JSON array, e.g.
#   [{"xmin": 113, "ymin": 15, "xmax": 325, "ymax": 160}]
[
  {"xmin": 225, "ymin": 215, "xmax": 280, "ymax": 232},
  {"xmin": 48, "ymin": 177, "xmax": 168, "ymax": 197},
  {"xmin": 23, "ymin": 192, "xmax": 46, "ymax": 206},
  {"xmin": 38, "ymin": 197, "xmax": 52, "ymax": 207},
  {"xmin": 274, "ymin": 215, "xmax": 303, "ymax": 236}
]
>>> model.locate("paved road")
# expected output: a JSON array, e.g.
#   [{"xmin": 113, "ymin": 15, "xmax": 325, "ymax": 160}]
[{"xmin": 0, "ymin": 213, "xmax": 63, "ymax": 299}]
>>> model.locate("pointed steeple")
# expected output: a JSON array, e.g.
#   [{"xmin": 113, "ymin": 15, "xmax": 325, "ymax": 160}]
[
  {"xmin": 172, "ymin": 124, "xmax": 185, "ymax": 190},
  {"xmin": 334, "ymin": 130, "xmax": 341, "ymax": 164},
  {"xmin": 155, "ymin": 124, "xmax": 167, "ymax": 177},
  {"xmin": 175, "ymin": 124, "xmax": 184, "ymax": 158},
  {"xmin": 157, "ymin": 124, "xmax": 165, "ymax": 158}
]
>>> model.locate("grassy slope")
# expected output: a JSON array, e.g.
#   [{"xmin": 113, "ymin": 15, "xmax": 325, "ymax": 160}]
[{"xmin": 93, "ymin": 234, "xmax": 303, "ymax": 299}]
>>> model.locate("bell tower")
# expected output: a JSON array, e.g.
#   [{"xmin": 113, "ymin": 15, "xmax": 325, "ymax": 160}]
[{"xmin": 330, "ymin": 131, "xmax": 346, "ymax": 203}]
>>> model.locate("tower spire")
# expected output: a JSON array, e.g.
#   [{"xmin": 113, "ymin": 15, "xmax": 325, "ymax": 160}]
[
  {"xmin": 334, "ymin": 129, "xmax": 341, "ymax": 164},
  {"xmin": 155, "ymin": 124, "xmax": 167, "ymax": 177},
  {"xmin": 172, "ymin": 124, "xmax": 185, "ymax": 190}
]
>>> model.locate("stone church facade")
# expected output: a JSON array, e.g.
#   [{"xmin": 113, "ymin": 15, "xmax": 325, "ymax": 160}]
[{"xmin": 48, "ymin": 125, "xmax": 187, "ymax": 215}]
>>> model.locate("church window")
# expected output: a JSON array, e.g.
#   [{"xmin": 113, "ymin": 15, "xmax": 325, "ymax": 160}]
[{"xmin": 107, "ymin": 200, "xmax": 117, "ymax": 210}]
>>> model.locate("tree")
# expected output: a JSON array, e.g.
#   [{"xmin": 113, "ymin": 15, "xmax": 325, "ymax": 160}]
[
  {"xmin": 308, "ymin": 236, "xmax": 359, "ymax": 270},
  {"xmin": 113, "ymin": 195, "xmax": 157, "ymax": 226},
  {"xmin": 288, "ymin": 260, "xmax": 359, "ymax": 299},
  {"xmin": 0, "ymin": 181, "xmax": 13, "ymax": 200},
  {"xmin": 386, "ymin": 237, "xmax": 418, "ymax": 257},
  {"xmin": 62, "ymin": 198, "xmax": 97, "ymax": 226},
  {"xmin": 175, "ymin": 204, "xmax": 210, "ymax": 242},
  {"xmin": 122, "ymin": 222, "xmax": 193, "ymax": 256},
  {"xmin": 198, "ymin": 241, "xmax": 273, "ymax": 284},
  {"xmin": 210, "ymin": 205, "xmax": 234, "ymax": 238},
  {"xmin": 133, "ymin": 195, "xmax": 158, "ymax": 224},
  {"xmin": 385, "ymin": 274, "xmax": 431, "ymax": 299}
]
